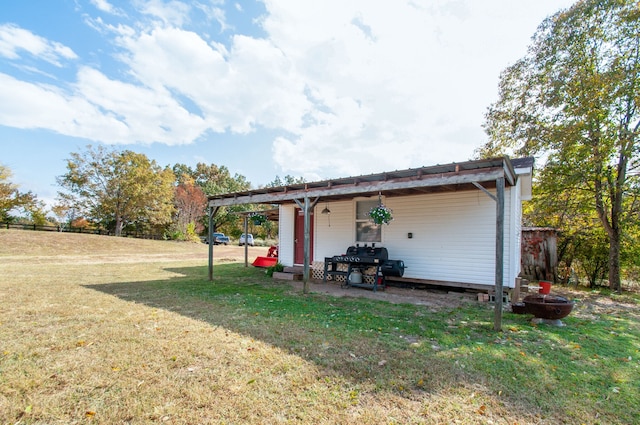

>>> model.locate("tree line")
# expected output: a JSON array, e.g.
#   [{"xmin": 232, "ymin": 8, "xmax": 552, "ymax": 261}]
[{"xmin": 1, "ymin": 144, "xmax": 303, "ymax": 243}]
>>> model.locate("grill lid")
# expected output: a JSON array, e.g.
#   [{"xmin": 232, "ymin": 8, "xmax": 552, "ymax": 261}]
[{"xmin": 345, "ymin": 244, "xmax": 388, "ymax": 261}]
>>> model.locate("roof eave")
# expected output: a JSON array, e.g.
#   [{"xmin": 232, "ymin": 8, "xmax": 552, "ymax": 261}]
[{"xmin": 208, "ymin": 157, "xmax": 524, "ymax": 208}]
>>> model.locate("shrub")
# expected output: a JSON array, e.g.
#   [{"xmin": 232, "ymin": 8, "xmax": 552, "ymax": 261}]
[{"xmin": 265, "ymin": 262, "xmax": 284, "ymax": 277}]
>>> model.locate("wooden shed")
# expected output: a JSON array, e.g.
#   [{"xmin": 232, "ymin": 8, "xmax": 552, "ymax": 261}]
[{"xmin": 520, "ymin": 227, "xmax": 558, "ymax": 282}]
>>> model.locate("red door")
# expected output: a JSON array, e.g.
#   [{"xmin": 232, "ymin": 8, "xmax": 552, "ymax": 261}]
[{"xmin": 294, "ymin": 208, "xmax": 314, "ymax": 265}]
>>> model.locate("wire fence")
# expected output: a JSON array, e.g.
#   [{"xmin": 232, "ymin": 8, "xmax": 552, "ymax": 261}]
[{"xmin": 0, "ymin": 222, "xmax": 164, "ymax": 240}]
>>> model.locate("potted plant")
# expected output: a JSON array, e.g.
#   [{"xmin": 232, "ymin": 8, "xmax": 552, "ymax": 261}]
[
  {"xmin": 250, "ymin": 213, "xmax": 268, "ymax": 226},
  {"xmin": 369, "ymin": 203, "xmax": 393, "ymax": 225}
]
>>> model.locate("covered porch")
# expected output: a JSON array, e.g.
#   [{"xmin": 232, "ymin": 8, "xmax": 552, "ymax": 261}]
[{"xmin": 207, "ymin": 156, "xmax": 532, "ymax": 330}]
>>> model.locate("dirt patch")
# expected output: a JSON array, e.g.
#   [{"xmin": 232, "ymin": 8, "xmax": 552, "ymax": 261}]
[
  {"xmin": 288, "ymin": 279, "xmax": 640, "ymax": 316},
  {"xmin": 285, "ymin": 279, "xmax": 479, "ymax": 310},
  {"xmin": 549, "ymin": 287, "xmax": 640, "ymax": 321}
]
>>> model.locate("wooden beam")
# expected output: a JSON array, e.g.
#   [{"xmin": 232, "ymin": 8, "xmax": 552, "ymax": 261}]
[
  {"xmin": 386, "ymin": 277, "xmax": 492, "ymax": 292},
  {"xmin": 472, "ymin": 181, "xmax": 497, "ymax": 202}
]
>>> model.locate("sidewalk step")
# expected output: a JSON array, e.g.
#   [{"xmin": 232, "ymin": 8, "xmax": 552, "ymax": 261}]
[
  {"xmin": 273, "ymin": 271, "xmax": 302, "ymax": 281},
  {"xmin": 283, "ymin": 266, "xmax": 304, "ymax": 274}
]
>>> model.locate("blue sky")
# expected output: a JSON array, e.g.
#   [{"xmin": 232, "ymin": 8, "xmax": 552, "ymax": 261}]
[{"xmin": 1, "ymin": 0, "xmax": 575, "ymax": 207}]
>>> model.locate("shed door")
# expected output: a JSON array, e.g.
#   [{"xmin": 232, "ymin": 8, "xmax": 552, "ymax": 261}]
[{"xmin": 294, "ymin": 208, "xmax": 314, "ymax": 265}]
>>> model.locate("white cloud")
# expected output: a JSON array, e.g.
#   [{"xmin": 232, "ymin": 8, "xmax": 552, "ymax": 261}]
[
  {"xmin": 0, "ymin": 72, "xmax": 113, "ymax": 133},
  {"xmin": 259, "ymin": 0, "xmax": 482, "ymax": 176},
  {"xmin": 138, "ymin": 0, "xmax": 192, "ymax": 26},
  {"xmin": 116, "ymin": 26, "xmax": 309, "ymax": 134},
  {"xmin": 258, "ymin": 0, "xmax": 574, "ymax": 178},
  {"xmin": 0, "ymin": 68, "xmax": 207, "ymax": 145},
  {"xmin": 0, "ymin": 24, "xmax": 77, "ymax": 66},
  {"xmin": 90, "ymin": 0, "xmax": 121, "ymax": 15},
  {"xmin": 74, "ymin": 67, "xmax": 208, "ymax": 144},
  {"xmin": 194, "ymin": 3, "xmax": 230, "ymax": 32}
]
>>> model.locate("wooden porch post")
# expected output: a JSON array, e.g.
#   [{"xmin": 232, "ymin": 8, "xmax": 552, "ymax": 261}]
[
  {"xmin": 494, "ymin": 177, "xmax": 505, "ymax": 331},
  {"xmin": 303, "ymin": 197, "xmax": 311, "ymax": 293},
  {"xmin": 244, "ymin": 215, "xmax": 249, "ymax": 267},
  {"xmin": 208, "ymin": 206, "xmax": 216, "ymax": 281},
  {"xmin": 473, "ymin": 177, "xmax": 506, "ymax": 331},
  {"xmin": 294, "ymin": 197, "xmax": 320, "ymax": 294}
]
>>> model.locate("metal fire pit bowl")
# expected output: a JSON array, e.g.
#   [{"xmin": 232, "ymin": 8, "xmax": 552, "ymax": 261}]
[
  {"xmin": 511, "ymin": 302, "xmax": 527, "ymax": 314},
  {"xmin": 522, "ymin": 294, "xmax": 574, "ymax": 320}
]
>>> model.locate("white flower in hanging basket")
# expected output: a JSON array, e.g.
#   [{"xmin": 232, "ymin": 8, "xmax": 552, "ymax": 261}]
[
  {"xmin": 369, "ymin": 204, "xmax": 393, "ymax": 225},
  {"xmin": 249, "ymin": 213, "xmax": 268, "ymax": 225}
]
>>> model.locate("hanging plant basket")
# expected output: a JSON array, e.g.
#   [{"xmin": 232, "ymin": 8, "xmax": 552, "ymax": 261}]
[
  {"xmin": 369, "ymin": 204, "xmax": 393, "ymax": 225},
  {"xmin": 249, "ymin": 213, "xmax": 268, "ymax": 226}
]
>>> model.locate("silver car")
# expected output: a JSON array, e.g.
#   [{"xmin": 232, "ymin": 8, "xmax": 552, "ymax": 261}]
[{"xmin": 239, "ymin": 233, "xmax": 254, "ymax": 246}]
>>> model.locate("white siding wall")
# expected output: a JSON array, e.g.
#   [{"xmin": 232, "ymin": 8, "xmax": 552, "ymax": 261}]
[
  {"xmin": 283, "ymin": 188, "xmax": 520, "ymax": 288},
  {"xmin": 313, "ymin": 200, "xmax": 355, "ymax": 257},
  {"xmin": 384, "ymin": 190, "xmax": 510, "ymax": 286},
  {"xmin": 509, "ymin": 180, "xmax": 523, "ymax": 288}
]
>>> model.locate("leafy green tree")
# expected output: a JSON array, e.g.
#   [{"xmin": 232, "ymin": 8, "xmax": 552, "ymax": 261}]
[
  {"xmin": 57, "ymin": 145, "xmax": 175, "ymax": 236},
  {"xmin": 190, "ymin": 163, "xmax": 250, "ymax": 195},
  {"xmin": 25, "ymin": 199, "xmax": 50, "ymax": 226},
  {"xmin": 172, "ymin": 163, "xmax": 194, "ymax": 186},
  {"xmin": 478, "ymin": 0, "xmax": 640, "ymax": 292},
  {"xmin": 522, "ymin": 158, "xmax": 612, "ymax": 287},
  {"xmin": 265, "ymin": 174, "xmax": 306, "ymax": 187},
  {"xmin": 0, "ymin": 164, "xmax": 40, "ymax": 223}
]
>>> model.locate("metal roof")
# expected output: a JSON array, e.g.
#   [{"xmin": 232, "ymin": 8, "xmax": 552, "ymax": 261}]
[{"xmin": 208, "ymin": 156, "xmax": 528, "ymax": 207}]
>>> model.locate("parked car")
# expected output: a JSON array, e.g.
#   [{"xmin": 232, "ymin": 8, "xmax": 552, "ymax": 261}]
[
  {"xmin": 212, "ymin": 232, "xmax": 230, "ymax": 245},
  {"xmin": 203, "ymin": 232, "xmax": 230, "ymax": 245},
  {"xmin": 239, "ymin": 233, "xmax": 254, "ymax": 246}
]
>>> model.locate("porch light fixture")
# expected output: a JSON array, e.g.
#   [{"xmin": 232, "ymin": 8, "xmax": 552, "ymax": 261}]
[{"xmin": 321, "ymin": 204, "xmax": 331, "ymax": 227}]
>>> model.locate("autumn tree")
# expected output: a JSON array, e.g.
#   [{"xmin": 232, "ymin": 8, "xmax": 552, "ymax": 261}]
[
  {"xmin": 173, "ymin": 176, "xmax": 207, "ymax": 241},
  {"xmin": 173, "ymin": 162, "xmax": 251, "ymax": 234},
  {"xmin": 25, "ymin": 199, "xmax": 50, "ymax": 226},
  {"xmin": 0, "ymin": 164, "xmax": 41, "ymax": 223},
  {"xmin": 57, "ymin": 145, "xmax": 175, "ymax": 236},
  {"xmin": 478, "ymin": 0, "xmax": 640, "ymax": 291}
]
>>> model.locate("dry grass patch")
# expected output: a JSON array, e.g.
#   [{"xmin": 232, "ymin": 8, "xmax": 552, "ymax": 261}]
[{"xmin": 1, "ymin": 260, "xmax": 348, "ymax": 423}]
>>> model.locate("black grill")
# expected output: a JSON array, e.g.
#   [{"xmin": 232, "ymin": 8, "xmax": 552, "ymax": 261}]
[
  {"xmin": 332, "ymin": 245, "xmax": 388, "ymax": 264},
  {"xmin": 381, "ymin": 259, "xmax": 406, "ymax": 277},
  {"xmin": 324, "ymin": 244, "xmax": 405, "ymax": 291}
]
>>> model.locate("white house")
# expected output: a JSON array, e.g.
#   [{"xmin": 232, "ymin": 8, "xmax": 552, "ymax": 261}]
[{"xmin": 207, "ymin": 157, "xmax": 534, "ymax": 297}]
